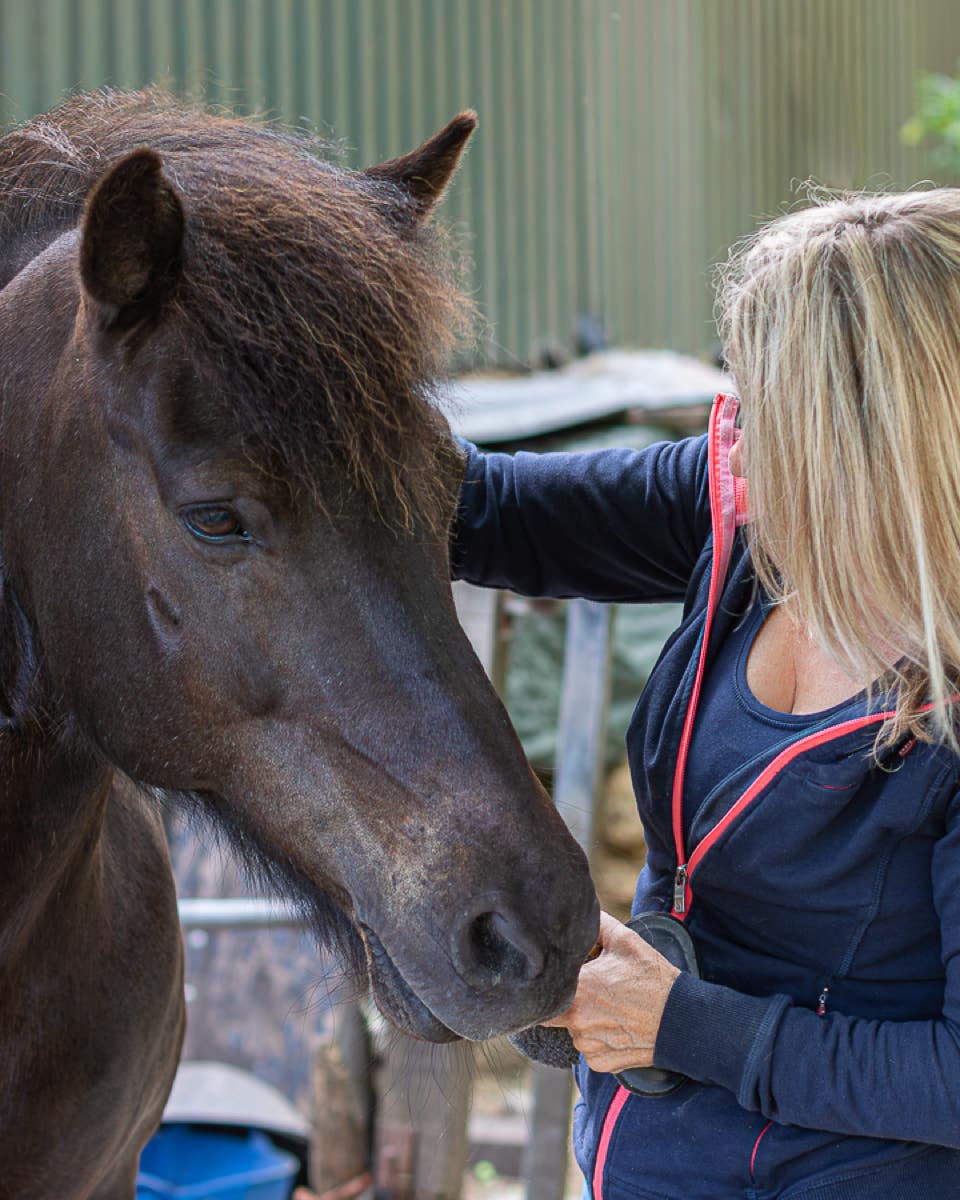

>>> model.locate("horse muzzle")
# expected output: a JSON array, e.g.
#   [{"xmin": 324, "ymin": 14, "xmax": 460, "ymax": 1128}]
[{"xmin": 358, "ymin": 884, "xmax": 599, "ymax": 1042}]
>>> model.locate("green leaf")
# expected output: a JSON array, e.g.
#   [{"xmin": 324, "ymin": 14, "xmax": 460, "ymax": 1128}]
[{"xmin": 900, "ymin": 116, "xmax": 926, "ymax": 147}]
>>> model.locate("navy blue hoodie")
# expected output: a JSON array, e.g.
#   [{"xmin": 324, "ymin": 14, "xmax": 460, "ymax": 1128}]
[{"xmin": 453, "ymin": 395, "xmax": 960, "ymax": 1199}]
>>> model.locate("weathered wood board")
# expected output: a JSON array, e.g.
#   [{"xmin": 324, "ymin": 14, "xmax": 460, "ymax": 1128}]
[{"xmin": 443, "ymin": 349, "xmax": 729, "ymax": 443}]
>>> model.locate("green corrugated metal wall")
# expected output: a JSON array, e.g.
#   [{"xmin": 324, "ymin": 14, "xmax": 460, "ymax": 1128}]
[{"xmin": 1, "ymin": 1, "xmax": 959, "ymax": 366}]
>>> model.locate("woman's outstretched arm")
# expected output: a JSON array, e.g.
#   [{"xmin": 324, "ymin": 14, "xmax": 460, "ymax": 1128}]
[{"xmin": 452, "ymin": 435, "xmax": 711, "ymax": 602}]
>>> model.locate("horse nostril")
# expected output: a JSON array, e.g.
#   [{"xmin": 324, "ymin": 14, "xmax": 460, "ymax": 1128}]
[{"xmin": 455, "ymin": 908, "xmax": 546, "ymax": 988}]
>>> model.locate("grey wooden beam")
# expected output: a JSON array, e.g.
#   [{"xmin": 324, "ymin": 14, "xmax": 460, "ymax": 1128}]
[
  {"xmin": 523, "ymin": 600, "xmax": 614, "ymax": 1200},
  {"xmin": 367, "ymin": 585, "xmax": 509, "ymax": 1200},
  {"xmin": 444, "ymin": 350, "xmax": 729, "ymax": 444}
]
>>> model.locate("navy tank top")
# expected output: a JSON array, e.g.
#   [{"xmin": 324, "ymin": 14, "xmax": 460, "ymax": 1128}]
[{"xmin": 683, "ymin": 598, "xmax": 862, "ymax": 829}]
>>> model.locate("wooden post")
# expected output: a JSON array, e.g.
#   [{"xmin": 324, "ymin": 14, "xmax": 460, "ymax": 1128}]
[
  {"xmin": 309, "ymin": 989, "xmax": 373, "ymax": 1194},
  {"xmin": 373, "ymin": 1037, "xmax": 475, "ymax": 1200},
  {"xmin": 368, "ymin": 585, "xmax": 507, "ymax": 1200},
  {"xmin": 523, "ymin": 600, "xmax": 613, "ymax": 1200},
  {"xmin": 452, "ymin": 581, "xmax": 509, "ymax": 691}
]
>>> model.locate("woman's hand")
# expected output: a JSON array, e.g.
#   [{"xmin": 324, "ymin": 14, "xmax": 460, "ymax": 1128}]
[{"xmin": 541, "ymin": 911, "xmax": 680, "ymax": 1074}]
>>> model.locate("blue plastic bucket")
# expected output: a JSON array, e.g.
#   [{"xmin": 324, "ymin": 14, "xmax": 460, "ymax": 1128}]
[{"xmin": 136, "ymin": 1124, "xmax": 298, "ymax": 1200}]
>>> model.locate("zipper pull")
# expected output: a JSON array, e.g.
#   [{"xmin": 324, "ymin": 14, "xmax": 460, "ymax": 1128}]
[
  {"xmin": 673, "ymin": 864, "xmax": 688, "ymax": 915},
  {"xmin": 816, "ymin": 985, "xmax": 830, "ymax": 1017}
]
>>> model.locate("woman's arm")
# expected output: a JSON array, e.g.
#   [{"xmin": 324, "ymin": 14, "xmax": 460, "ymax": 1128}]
[
  {"xmin": 655, "ymin": 968, "xmax": 960, "ymax": 1148},
  {"xmin": 562, "ymin": 792, "xmax": 960, "ymax": 1149},
  {"xmin": 663, "ymin": 785, "xmax": 960, "ymax": 1148},
  {"xmin": 452, "ymin": 435, "xmax": 711, "ymax": 602},
  {"xmin": 555, "ymin": 909, "xmax": 960, "ymax": 1149}
]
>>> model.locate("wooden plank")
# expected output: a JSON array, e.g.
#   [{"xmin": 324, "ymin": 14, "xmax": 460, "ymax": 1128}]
[
  {"xmin": 452, "ymin": 582, "xmax": 507, "ymax": 694},
  {"xmin": 369, "ymin": 585, "xmax": 508, "ymax": 1200},
  {"xmin": 308, "ymin": 996, "xmax": 372, "ymax": 1194},
  {"xmin": 523, "ymin": 600, "xmax": 613, "ymax": 1200},
  {"xmin": 553, "ymin": 600, "xmax": 614, "ymax": 849},
  {"xmin": 444, "ymin": 350, "xmax": 730, "ymax": 444},
  {"xmin": 373, "ymin": 1039, "xmax": 475, "ymax": 1200}
]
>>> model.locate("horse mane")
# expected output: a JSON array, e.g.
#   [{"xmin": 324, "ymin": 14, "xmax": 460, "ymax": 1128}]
[{"xmin": 0, "ymin": 88, "xmax": 470, "ymax": 528}]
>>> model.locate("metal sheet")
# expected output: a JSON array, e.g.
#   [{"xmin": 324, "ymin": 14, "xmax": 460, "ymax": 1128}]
[
  {"xmin": 1, "ymin": 2, "xmax": 958, "ymax": 367},
  {"xmin": 444, "ymin": 349, "xmax": 729, "ymax": 443},
  {"xmin": 163, "ymin": 1059, "xmax": 311, "ymax": 1139},
  {"xmin": 6, "ymin": 0, "xmax": 958, "ymax": 1124}
]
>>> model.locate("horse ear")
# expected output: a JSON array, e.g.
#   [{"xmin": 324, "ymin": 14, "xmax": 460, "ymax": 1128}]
[
  {"xmin": 80, "ymin": 148, "xmax": 184, "ymax": 328},
  {"xmin": 365, "ymin": 111, "xmax": 477, "ymax": 222}
]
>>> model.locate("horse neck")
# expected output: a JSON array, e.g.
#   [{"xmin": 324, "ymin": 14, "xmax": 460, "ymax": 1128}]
[{"xmin": 0, "ymin": 731, "xmax": 113, "ymax": 959}]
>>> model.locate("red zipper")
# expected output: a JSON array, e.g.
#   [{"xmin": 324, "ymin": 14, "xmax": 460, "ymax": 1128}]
[
  {"xmin": 750, "ymin": 1120, "xmax": 775, "ymax": 1182},
  {"xmin": 670, "ymin": 394, "xmax": 740, "ymax": 918},
  {"xmin": 668, "ymin": 396, "xmax": 895, "ymax": 919},
  {"xmin": 593, "ymin": 399, "xmax": 739, "ymax": 1200},
  {"xmin": 679, "ymin": 710, "xmax": 893, "ymax": 909},
  {"xmin": 592, "ymin": 1085, "xmax": 630, "ymax": 1200},
  {"xmin": 593, "ymin": 396, "xmax": 894, "ymax": 1200}
]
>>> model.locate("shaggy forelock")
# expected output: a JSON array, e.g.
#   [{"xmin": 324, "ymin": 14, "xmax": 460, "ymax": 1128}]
[{"xmin": 0, "ymin": 88, "xmax": 470, "ymax": 530}]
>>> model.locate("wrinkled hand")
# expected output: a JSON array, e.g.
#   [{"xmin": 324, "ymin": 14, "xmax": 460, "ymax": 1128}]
[{"xmin": 541, "ymin": 911, "xmax": 680, "ymax": 1074}]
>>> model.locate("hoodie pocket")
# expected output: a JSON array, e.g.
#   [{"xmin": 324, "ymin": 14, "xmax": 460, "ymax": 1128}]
[
  {"xmin": 799, "ymin": 757, "xmax": 869, "ymax": 798},
  {"xmin": 778, "ymin": 1144, "xmax": 960, "ymax": 1199},
  {"xmin": 602, "ymin": 1175, "xmax": 676, "ymax": 1200}
]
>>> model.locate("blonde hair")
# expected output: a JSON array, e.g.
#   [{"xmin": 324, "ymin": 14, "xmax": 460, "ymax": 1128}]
[{"xmin": 718, "ymin": 188, "xmax": 960, "ymax": 750}]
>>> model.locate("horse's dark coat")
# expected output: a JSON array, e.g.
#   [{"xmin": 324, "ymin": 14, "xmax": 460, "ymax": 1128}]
[{"xmin": 0, "ymin": 92, "xmax": 598, "ymax": 1198}]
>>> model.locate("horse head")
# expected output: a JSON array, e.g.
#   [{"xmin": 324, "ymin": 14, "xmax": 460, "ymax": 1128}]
[{"xmin": 0, "ymin": 94, "xmax": 598, "ymax": 1044}]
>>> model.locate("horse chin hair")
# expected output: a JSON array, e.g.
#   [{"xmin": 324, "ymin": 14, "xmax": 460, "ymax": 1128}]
[{"xmin": 152, "ymin": 785, "xmax": 368, "ymax": 984}]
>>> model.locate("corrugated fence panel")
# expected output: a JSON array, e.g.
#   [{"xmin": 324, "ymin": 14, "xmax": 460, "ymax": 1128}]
[{"xmin": 2, "ymin": 1, "xmax": 960, "ymax": 365}]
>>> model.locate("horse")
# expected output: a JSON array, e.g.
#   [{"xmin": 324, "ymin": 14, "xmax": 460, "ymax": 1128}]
[{"xmin": 0, "ymin": 90, "xmax": 598, "ymax": 1199}]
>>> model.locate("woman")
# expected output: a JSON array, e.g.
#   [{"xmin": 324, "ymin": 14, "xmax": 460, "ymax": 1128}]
[{"xmin": 453, "ymin": 191, "xmax": 960, "ymax": 1198}]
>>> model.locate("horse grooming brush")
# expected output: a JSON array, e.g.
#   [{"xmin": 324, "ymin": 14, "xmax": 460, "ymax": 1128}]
[{"xmin": 509, "ymin": 912, "xmax": 699, "ymax": 1096}]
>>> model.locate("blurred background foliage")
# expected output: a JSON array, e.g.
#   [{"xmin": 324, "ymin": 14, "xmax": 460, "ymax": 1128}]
[{"xmin": 902, "ymin": 58, "xmax": 960, "ymax": 178}]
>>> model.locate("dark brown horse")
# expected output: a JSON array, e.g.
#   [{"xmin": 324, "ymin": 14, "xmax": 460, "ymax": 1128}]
[{"xmin": 0, "ymin": 91, "xmax": 597, "ymax": 1198}]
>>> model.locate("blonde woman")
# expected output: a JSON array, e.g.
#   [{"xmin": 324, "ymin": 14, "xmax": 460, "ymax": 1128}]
[{"xmin": 453, "ymin": 190, "xmax": 960, "ymax": 1198}]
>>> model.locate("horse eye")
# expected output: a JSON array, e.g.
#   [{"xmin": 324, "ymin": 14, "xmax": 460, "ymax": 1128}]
[{"xmin": 181, "ymin": 505, "xmax": 251, "ymax": 544}]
